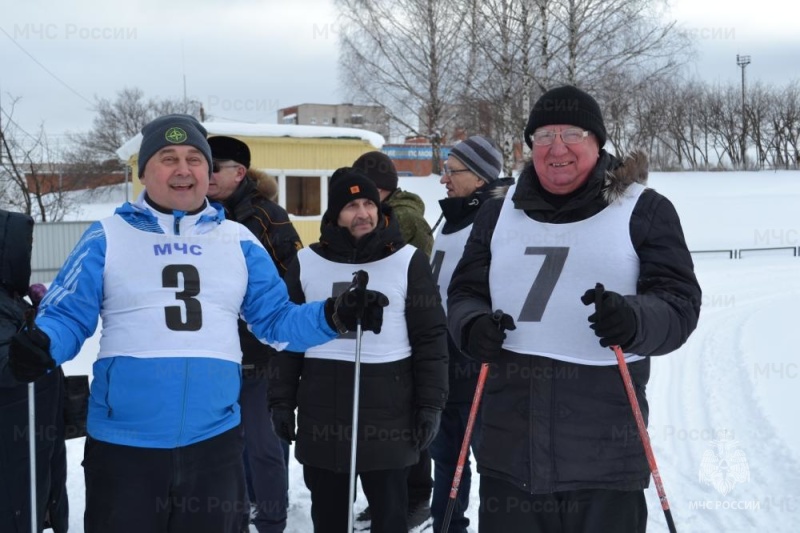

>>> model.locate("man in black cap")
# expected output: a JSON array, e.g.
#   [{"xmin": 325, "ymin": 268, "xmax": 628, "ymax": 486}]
[
  {"xmin": 268, "ymin": 168, "xmax": 448, "ymax": 533},
  {"xmin": 7, "ymin": 115, "xmax": 389, "ymax": 533},
  {"xmin": 207, "ymin": 135, "xmax": 299, "ymax": 533},
  {"xmin": 353, "ymin": 151, "xmax": 433, "ymax": 256},
  {"xmin": 447, "ymin": 87, "xmax": 701, "ymax": 532}
]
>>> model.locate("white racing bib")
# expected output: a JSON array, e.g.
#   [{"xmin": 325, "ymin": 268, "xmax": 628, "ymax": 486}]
[
  {"xmin": 430, "ymin": 225, "xmax": 472, "ymax": 308},
  {"xmin": 299, "ymin": 246, "xmax": 416, "ymax": 363},
  {"xmin": 488, "ymin": 183, "xmax": 645, "ymax": 365},
  {"xmin": 98, "ymin": 215, "xmax": 246, "ymax": 363}
]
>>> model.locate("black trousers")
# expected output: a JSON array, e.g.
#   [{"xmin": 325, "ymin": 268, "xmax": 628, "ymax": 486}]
[
  {"xmin": 83, "ymin": 426, "xmax": 245, "ymax": 533},
  {"xmin": 304, "ymin": 465, "xmax": 409, "ymax": 533},
  {"xmin": 479, "ymin": 476, "xmax": 648, "ymax": 533},
  {"xmin": 407, "ymin": 448, "xmax": 432, "ymax": 505},
  {"xmin": 240, "ymin": 373, "xmax": 288, "ymax": 533},
  {"xmin": 0, "ymin": 370, "xmax": 63, "ymax": 533}
]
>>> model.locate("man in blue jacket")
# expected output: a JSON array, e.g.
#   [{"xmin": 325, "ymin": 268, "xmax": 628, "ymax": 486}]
[{"xmin": 7, "ymin": 114, "xmax": 387, "ymax": 533}]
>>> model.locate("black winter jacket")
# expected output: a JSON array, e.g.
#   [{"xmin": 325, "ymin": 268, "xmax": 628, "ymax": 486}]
[
  {"xmin": 269, "ymin": 206, "xmax": 448, "ymax": 473},
  {"xmin": 447, "ymin": 151, "xmax": 701, "ymax": 493},
  {"xmin": 435, "ymin": 177, "xmax": 514, "ymax": 404},
  {"xmin": 217, "ymin": 177, "xmax": 302, "ymax": 372},
  {"xmin": 0, "ymin": 209, "xmax": 68, "ymax": 532}
]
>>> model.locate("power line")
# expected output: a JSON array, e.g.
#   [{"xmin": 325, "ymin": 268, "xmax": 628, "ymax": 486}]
[{"xmin": 0, "ymin": 25, "xmax": 93, "ymax": 106}]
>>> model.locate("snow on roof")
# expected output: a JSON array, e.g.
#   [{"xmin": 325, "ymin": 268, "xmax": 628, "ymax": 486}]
[{"xmin": 116, "ymin": 122, "xmax": 385, "ymax": 161}]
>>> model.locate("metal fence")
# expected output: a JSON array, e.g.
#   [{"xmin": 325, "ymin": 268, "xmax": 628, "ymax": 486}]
[
  {"xmin": 691, "ymin": 246, "xmax": 800, "ymax": 260},
  {"xmin": 30, "ymin": 221, "xmax": 799, "ymax": 284}
]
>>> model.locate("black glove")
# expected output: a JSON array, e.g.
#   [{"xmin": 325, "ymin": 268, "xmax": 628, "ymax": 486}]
[
  {"xmin": 271, "ymin": 405, "xmax": 297, "ymax": 443},
  {"xmin": 325, "ymin": 289, "xmax": 389, "ymax": 335},
  {"xmin": 581, "ymin": 283, "xmax": 637, "ymax": 348},
  {"xmin": 415, "ymin": 407, "xmax": 442, "ymax": 450},
  {"xmin": 466, "ymin": 311, "xmax": 516, "ymax": 361},
  {"xmin": 9, "ymin": 320, "xmax": 56, "ymax": 383}
]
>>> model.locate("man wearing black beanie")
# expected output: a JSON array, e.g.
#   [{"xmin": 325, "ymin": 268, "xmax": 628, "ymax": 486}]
[
  {"xmin": 353, "ymin": 151, "xmax": 433, "ymax": 256},
  {"xmin": 351, "ymin": 151, "xmax": 436, "ymax": 530},
  {"xmin": 447, "ymin": 86, "xmax": 701, "ymax": 533},
  {"xmin": 269, "ymin": 167, "xmax": 448, "ymax": 533}
]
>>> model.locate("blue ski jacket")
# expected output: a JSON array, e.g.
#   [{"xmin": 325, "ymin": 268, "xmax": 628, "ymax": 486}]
[{"xmin": 36, "ymin": 195, "xmax": 336, "ymax": 448}]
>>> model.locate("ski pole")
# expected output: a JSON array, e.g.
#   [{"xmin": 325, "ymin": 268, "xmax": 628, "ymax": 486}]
[
  {"xmin": 441, "ymin": 363, "xmax": 487, "ymax": 533},
  {"xmin": 347, "ymin": 270, "xmax": 369, "ymax": 533},
  {"xmin": 28, "ymin": 381, "xmax": 37, "ymax": 533},
  {"xmin": 441, "ymin": 309, "xmax": 504, "ymax": 533},
  {"xmin": 612, "ymin": 344, "xmax": 676, "ymax": 532},
  {"xmin": 23, "ymin": 309, "xmax": 38, "ymax": 533},
  {"xmin": 593, "ymin": 283, "xmax": 676, "ymax": 533}
]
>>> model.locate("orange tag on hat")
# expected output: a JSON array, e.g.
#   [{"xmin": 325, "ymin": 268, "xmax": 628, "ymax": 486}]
[{"xmin": 350, "ymin": 185, "xmax": 360, "ymax": 194}]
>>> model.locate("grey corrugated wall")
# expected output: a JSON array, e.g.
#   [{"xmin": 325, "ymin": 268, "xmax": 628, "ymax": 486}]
[{"xmin": 31, "ymin": 221, "xmax": 93, "ymax": 284}]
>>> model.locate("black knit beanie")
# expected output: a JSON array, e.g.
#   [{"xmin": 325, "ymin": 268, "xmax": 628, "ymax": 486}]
[
  {"xmin": 138, "ymin": 114, "xmax": 212, "ymax": 177},
  {"xmin": 325, "ymin": 167, "xmax": 381, "ymax": 222},
  {"xmin": 524, "ymin": 86, "xmax": 607, "ymax": 149},
  {"xmin": 352, "ymin": 151, "xmax": 398, "ymax": 192}
]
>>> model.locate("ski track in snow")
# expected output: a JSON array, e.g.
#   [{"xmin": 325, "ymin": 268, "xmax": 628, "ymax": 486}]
[
  {"xmin": 61, "ymin": 256, "xmax": 799, "ymax": 532},
  {"xmin": 644, "ymin": 257, "xmax": 800, "ymax": 532}
]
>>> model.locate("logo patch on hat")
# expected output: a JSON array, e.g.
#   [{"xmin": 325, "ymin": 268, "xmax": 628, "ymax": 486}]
[
  {"xmin": 165, "ymin": 127, "xmax": 188, "ymax": 144},
  {"xmin": 349, "ymin": 185, "xmax": 360, "ymax": 194}
]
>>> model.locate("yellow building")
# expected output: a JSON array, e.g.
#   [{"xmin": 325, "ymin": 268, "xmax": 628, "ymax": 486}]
[{"xmin": 117, "ymin": 122, "xmax": 384, "ymax": 244}]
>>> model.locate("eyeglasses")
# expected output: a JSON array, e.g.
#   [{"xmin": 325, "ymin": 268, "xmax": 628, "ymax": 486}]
[
  {"xmin": 212, "ymin": 160, "xmax": 241, "ymax": 173},
  {"xmin": 530, "ymin": 128, "xmax": 590, "ymax": 146},
  {"xmin": 443, "ymin": 165, "xmax": 472, "ymax": 176}
]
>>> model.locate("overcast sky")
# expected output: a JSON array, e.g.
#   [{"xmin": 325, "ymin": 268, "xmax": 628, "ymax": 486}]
[{"xmin": 1, "ymin": 0, "xmax": 798, "ymax": 146}]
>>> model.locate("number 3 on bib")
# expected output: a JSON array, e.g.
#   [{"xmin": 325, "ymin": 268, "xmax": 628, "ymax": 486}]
[{"xmin": 162, "ymin": 264, "xmax": 203, "ymax": 331}]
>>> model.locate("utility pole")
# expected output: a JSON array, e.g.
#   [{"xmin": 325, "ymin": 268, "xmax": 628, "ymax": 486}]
[{"xmin": 736, "ymin": 54, "xmax": 751, "ymax": 169}]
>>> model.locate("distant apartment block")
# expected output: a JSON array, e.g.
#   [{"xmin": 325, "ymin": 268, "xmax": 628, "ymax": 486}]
[{"xmin": 277, "ymin": 103, "xmax": 390, "ymax": 140}]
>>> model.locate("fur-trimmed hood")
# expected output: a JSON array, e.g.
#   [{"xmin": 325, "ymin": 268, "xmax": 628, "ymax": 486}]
[
  {"xmin": 601, "ymin": 149, "xmax": 648, "ymax": 203},
  {"xmin": 247, "ymin": 168, "xmax": 278, "ymax": 202}
]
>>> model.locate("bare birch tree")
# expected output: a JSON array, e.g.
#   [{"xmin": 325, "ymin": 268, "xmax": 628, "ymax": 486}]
[
  {"xmin": 337, "ymin": 0, "xmax": 466, "ymax": 172},
  {"xmin": 69, "ymin": 87, "xmax": 202, "ymax": 161}
]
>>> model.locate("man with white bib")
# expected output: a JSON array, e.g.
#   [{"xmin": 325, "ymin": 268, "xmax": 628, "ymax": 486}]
[
  {"xmin": 268, "ymin": 167, "xmax": 448, "ymax": 533},
  {"xmin": 428, "ymin": 135, "xmax": 514, "ymax": 533},
  {"xmin": 447, "ymin": 86, "xmax": 701, "ymax": 533},
  {"xmin": 7, "ymin": 115, "xmax": 388, "ymax": 533}
]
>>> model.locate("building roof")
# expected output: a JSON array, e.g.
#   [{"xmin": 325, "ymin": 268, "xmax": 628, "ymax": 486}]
[{"xmin": 116, "ymin": 122, "xmax": 385, "ymax": 160}]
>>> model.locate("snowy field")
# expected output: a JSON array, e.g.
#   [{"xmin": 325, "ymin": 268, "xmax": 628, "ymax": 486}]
[{"xmin": 58, "ymin": 170, "xmax": 800, "ymax": 532}]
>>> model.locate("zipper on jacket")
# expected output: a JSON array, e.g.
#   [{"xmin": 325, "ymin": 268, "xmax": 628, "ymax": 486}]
[
  {"xmin": 548, "ymin": 362, "xmax": 558, "ymax": 492},
  {"xmin": 176, "ymin": 358, "xmax": 190, "ymax": 445},
  {"xmin": 173, "ymin": 211, "xmax": 184, "ymax": 235},
  {"xmin": 528, "ymin": 359, "xmax": 535, "ymax": 490}
]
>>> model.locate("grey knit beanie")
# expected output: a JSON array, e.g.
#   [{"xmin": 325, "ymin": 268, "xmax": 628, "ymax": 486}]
[
  {"xmin": 138, "ymin": 114, "xmax": 211, "ymax": 177},
  {"xmin": 449, "ymin": 135, "xmax": 503, "ymax": 183}
]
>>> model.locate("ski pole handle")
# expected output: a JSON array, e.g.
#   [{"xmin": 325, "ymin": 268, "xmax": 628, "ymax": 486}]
[
  {"xmin": 491, "ymin": 309, "xmax": 504, "ymax": 327},
  {"xmin": 352, "ymin": 270, "xmax": 369, "ymax": 291},
  {"xmin": 350, "ymin": 270, "xmax": 369, "ymax": 321}
]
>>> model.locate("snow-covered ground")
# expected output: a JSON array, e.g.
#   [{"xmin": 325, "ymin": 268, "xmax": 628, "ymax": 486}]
[{"xmin": 58, "ymin": 170, "xmax": 800, "ymax": 532}]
